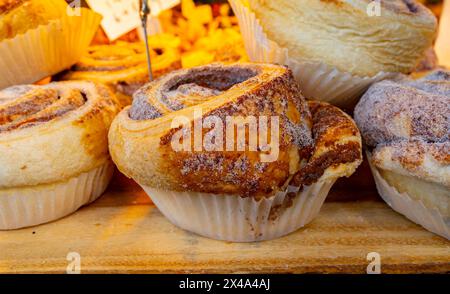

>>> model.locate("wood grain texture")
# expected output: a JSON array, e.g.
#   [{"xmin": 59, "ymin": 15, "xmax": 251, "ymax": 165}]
[{"xmin": 0, "ymin": 164, "xmax": 449, "ymax": 274}]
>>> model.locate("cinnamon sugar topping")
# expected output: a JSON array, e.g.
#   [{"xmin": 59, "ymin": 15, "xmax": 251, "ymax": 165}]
[
  {"xmin": 129, "ymin": 64, "xmax": 259, "ymax": 120},
  {"xmin": 355, "ymin": 70, "xmax": 450, "ymax": 185},
  {"xmin": 123, "ymin": 63, "xmax": 362, "ymax": 197},
  {"xmin": 0, "ymin": 82, "xmax": 109, "ymax": 133},
  {"xmin": 355, "ymin": 73, "xmax": 450, "ymax": 147}
]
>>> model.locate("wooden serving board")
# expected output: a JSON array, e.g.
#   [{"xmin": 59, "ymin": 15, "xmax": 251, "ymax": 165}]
[{"xmin": 0, "ymin": 160, "xmax": 449, "ymax": 274}]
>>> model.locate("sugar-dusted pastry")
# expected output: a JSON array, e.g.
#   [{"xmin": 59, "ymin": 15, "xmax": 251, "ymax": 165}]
[
  {"xmin": 62, "ymin": 39, "xmax": 181, "ymax": 106},
  {"xmin": 109, "ymin": 63, "xmax": 362, "ymax": 242},
  {"xmin": 0, "ymin": 0, "xmax": 101, "ymax": 89},
  {"xmin": 229, "ymin": 0, "xmax": 437, "ymax": 107},
  {"xmin": 355, "ymin": 70, "xmax": 450, "ymax": 239},
  {"xmin": 0, "ymin": 81, "xmax": 120, "ymax": 229}
]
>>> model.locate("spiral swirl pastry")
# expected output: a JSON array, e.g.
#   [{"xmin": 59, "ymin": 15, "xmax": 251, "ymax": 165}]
[
  {"xmin": 0, "ymin": 81, "xmax": 119, "ymax": 189},
  {"xmin": 109, "ymin": 63, "xmax": 362, "ymax": 198},
  {"xmin": 62, "ymin": 40, "xmax": 181, "ymax": 106}
]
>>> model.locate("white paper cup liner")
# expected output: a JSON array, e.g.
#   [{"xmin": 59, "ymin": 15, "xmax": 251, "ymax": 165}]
[
  {"xmin": 0, "ymin": 8, "xmax": 102, "ymax": 89},
  {"xmin": 229, "ymin": 0, "xmax": 394, "ymax": 108},
  {"xmin": 0, "ymin": 161, "xmax": 114, "ymax": 230},
  {"xmin": 142, "ymin": 179, "xmax": 336, "ymax": 242},
  {"xmin": 368, "ymin": 154, "xmax": 449, "ymax": 240}
]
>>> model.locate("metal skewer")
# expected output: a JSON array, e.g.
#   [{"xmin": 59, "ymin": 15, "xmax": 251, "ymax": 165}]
[{"xmin": 140, "ymin": 0, "xmax": 154, "ymax": 82}]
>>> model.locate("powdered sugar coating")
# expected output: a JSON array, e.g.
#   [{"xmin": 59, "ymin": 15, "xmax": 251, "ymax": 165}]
[
  {"xmin": 372, "ymin": 139, "xmax": 450, "ymax": 187},
  {"xmin": 422, "ymin": 69, "xmax": 450, "ymax": 81},
  {"xmin": 130, "ymin": 63, "xmax": 260, "ymax": 120},
  {"xmin": 355, "ymin": 71, "xmax": 450, "ymax": 147},
  {"xmin": 131, "ymin": 63, "xmax": 314, "ymax": 149},
  {"xmin": 0, "ymin": 85, "xmax": 36, "ymax": 104},
  {"xmin": 355, "ymin": 70, "xmax": 450, "ymax": 185}
]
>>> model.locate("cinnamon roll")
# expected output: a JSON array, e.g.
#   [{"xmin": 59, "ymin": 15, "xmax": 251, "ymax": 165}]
[
  {"xmin": 109, "ymin": 63, "xmax": 362, "ymax": 242},
  {"xmin": 355, "ymin": 70, "xmax": 450, "ymax": 239},
  {"xmin": 61, "ymin": 39, "xmax": 181, "ymax": 107},
  {"xmin": 0, "ymin": 81, "xmax": 120, "ymax": 229}
]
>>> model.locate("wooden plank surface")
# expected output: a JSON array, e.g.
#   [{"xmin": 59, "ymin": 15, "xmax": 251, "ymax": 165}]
[{"xmin": 0, "ymin": 161, "xmax": 449, "ymax": 274}]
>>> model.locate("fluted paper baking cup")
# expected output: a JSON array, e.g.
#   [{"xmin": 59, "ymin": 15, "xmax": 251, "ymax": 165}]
[
  {"xmin": 0, "ymin": 8, "xmax": 101, "ymax": 89},
  {"xmin": 368, "ymin": 154, "xmax": 449, "ymax": 240},
  {"xmin": 0, "ymin": 161, "xmax": 114, "ymax": 230},
  {"xmin": 142, "ymin": 179, "xmax": 336, "ymax": 242},
  {"xmin": 229, "ymin": 0, "xmax": 393, "ymax": 108}
]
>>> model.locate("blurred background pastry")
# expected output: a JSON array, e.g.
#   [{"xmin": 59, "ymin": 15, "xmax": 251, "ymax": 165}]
[
  {"xmin": 0, "ymin": 0, "xmax": 101, "ymax": 89},
  {"xmin": 89, "ymin": 0, "xmax": 248, "ymax": 68},
  {"xmin": 418, "ymin": 0, "xmax": 444, "ymax": 19},
  {"xmin": 247, "ymin": 0, "xmax": 437, "ymax": 77},
  {"xmin": 230, "ymin": 0, "xmax": 438, "ymax": 108},
  {"xmin": 57, "ymin": 0, "xmax": 247, "ymax": 104},
  {"xmin": 0, "ymin": 0, "xmax": 65, "ymax": 40},
  {"xmin": 60, "ymin": 35, "xmax": 182, "ymax": 107},
  {"xmin": 354, "ymin": 70, "xmax": 450, "ymax": 239},
  {"xmin": 157, "ymin": 0, "xmax": 248, "ymax": 67},
  {"xmin": 0, "ymin": 81, "xmax": 120, "ymax": 229}
]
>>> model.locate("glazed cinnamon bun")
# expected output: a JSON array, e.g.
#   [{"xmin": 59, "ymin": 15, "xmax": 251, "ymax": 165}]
[
  {"xmin": 0, "ymin": 81, "xmax": 120, "ymax": 229},
  {"xmin": 62, "ymin": 38, "xmax": 181, "ymax": 106},
  {"xmin": 109, "ymin": 63, "xmax": 362, "ymax": 242}
]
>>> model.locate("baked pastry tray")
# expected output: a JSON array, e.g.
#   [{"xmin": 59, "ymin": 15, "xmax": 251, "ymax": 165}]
[{"xmin": 0, "ymin": 160, "xmax": 449, "ymax": 274}]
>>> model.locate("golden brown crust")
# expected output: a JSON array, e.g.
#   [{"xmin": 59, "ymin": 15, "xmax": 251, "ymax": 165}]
[
  {"xmin": 291, "ymin": 101, "xmax": 362, "ymax": 187},
  {"xmin": 0, "ymin": 86, "xmax": 84, "ymax": 133},
  {"xmin": 61, "ymin": 40, "xmax": 181, "ymax": 106},
  {"xmin": 0, "ymin": 81, "xmax": 120, "ymax": 189},
  {"xmin": 0, "ymin": 0, "xmax": 24, "ymax": 14},
  {"xmin": 109, "ymin": 63, "xmax": 314, "ymax": 198},
  {"xmin": 248, "ymin": 0, "xmax": 437, "ymax": 76},
  {"xmin": 109, "ymin": 63, "xmax": 362, "ymax": 198}
]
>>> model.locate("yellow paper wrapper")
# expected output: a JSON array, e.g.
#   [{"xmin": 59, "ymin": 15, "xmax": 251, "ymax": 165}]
[
  {"xmin": 0, "ymin": 162, "xmax": 114, "ymax": 230},
  {"xmin": 229, "ymin": 0, "xmax": 394, "ymax": 108},
  {"xmin": 0, "ymin": 8, "xmax": 102, "ymax": 89}
]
